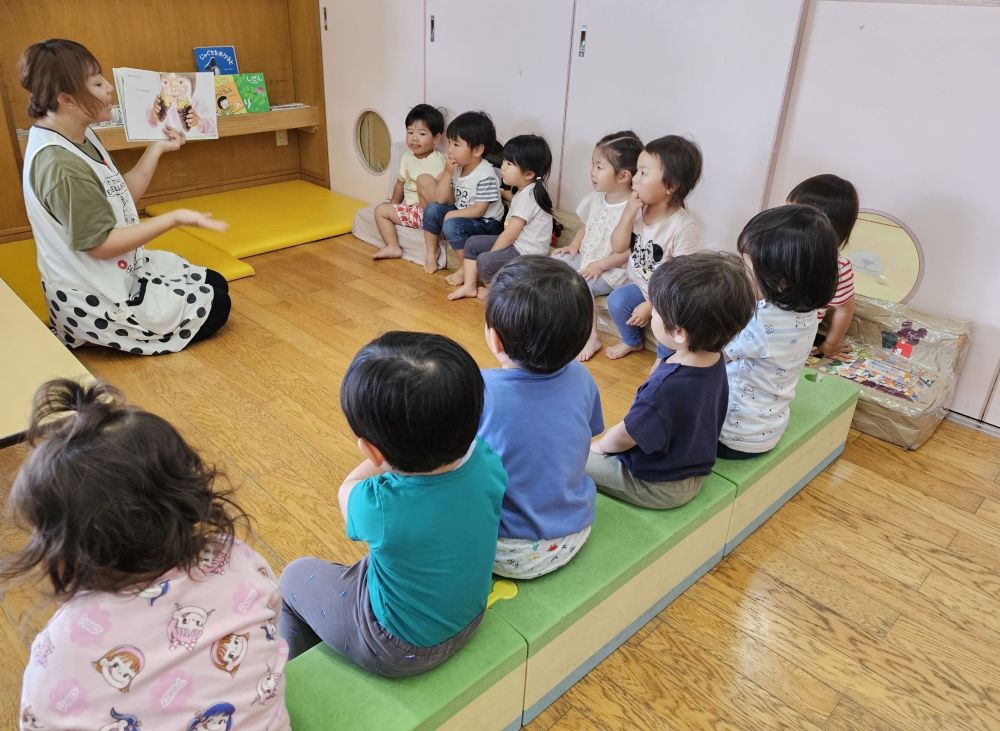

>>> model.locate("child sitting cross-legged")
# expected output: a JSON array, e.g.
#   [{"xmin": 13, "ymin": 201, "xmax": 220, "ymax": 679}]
[
  {"xmin": 588, "ymin": 252, "xmax": 756, "ymax": 508},
  {"xmin": 278, "ymin": 332, "xmax": 507, "ymax": 676},
  {"xmin": 480, "ymin": 256, "xmax": 604, "ymax": 579}
]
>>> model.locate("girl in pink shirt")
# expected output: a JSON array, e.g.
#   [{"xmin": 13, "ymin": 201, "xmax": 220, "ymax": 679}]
[{"xmin": 4, "ymin": 379, "xmax": 289, "ymax": 730}]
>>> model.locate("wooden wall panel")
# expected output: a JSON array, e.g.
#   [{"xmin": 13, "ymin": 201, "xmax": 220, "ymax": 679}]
[
  {"xmin": 0, "ymin": 57, "xmax": 29, "ymax": 238},
  {"xmin": 288, "ymin": 0, "xmax": 329, "ymax": 187}
]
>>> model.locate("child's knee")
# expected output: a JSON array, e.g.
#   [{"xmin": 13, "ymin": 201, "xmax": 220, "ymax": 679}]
[
  {"xmin": 441, "ymin": 217, "xmax": 464, "ymax": 242},
  {"xmin": 415, "ymin": 174, "xmax": 436, "ymax": 199},
  {"xmin": 423, "ymin": 203, "xmax": 447, "ymax": 233},
  {"xmin": 375, "ymin": 202, "xmax": 393, "ymax": 219}
]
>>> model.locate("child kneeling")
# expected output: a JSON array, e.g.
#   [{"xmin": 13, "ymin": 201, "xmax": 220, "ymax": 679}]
[
  {"xmin": 278, "ymin": 332, "xmax": 507, "ymax": 676},
  {"xmin": 588, "ymin": 252, "xmax": 755, "ymax": 508}
]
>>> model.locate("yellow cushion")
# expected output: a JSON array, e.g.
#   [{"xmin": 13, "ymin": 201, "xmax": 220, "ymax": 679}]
[
  {"xmin": 146, "ymin": 228, "xmax": 255, "ymax": 280},
  {"xmin": 146, "ymin": 180, "xmax": 366, "ymax": 258},
  {"xmin": 0, "ymin": 238, "xmax": 46, "ymax": 321}
]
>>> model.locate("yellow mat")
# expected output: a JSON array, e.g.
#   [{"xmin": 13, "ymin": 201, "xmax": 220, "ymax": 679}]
[
  {"xmin": 0, "ymin": 231, "xmax": 253, "ymax": 323},
  {"xmin": 146, "ymin": 180, "xmax": 366, "ymax": 258}
]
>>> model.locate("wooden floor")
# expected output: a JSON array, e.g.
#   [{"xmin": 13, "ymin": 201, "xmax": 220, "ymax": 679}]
[{"xmin": 3, "ymin": 235, "xmax": 1000, "ymax": 728}]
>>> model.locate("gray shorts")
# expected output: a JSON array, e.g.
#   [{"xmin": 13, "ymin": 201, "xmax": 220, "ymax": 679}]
[
  {"xmin": 278, "ymin": 555, "xmax": 484, "ymax": 677},
  {"xmin": 465, "ymin": 235, "xmax": 521, "ymax": 283},
  {"xmin": 586, "ymin": 451, "xmax": 704, "ymax": 509}
]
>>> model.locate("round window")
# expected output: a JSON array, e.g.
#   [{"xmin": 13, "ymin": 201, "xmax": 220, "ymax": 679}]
[
  {"xmin": 355, "ymin": 110, "xmax": 391, "ymax": 174},
  {"xmin": 844, "ymin": 210, "xmax": 924, "ymax": 304}
]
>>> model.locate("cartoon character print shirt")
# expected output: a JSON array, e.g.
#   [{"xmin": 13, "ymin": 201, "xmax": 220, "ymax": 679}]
[
  {"xmin": 625, "ymin": 206, "xmax": 701, "ymax": 294},
  {"xmin": 19, "ymin": 539, "xmax": 290, "ymax": 731},
  {"xmin": 719, "ymin": 301, "xmax": 821, "ymax": 453}
]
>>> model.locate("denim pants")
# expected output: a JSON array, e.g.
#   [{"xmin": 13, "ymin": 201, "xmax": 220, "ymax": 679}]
[
  {"xmin": 607, "ymin": 282, "xmax": 647, "ymax": 346},
  {"xmin": 422, "ymin": 203, "xmax": 503, "ymax": 250}
]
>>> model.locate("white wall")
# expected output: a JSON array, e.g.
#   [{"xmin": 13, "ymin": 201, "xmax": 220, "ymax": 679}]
[{"xmin": 767, "ymin": 0, "xmax": 1000, "ymax": 419}]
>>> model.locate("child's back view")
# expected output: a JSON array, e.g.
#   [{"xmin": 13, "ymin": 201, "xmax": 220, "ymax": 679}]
[
  {"xmin": 6, "ymin": 380, "xmax": 288, "ymax": 730},
  {"xmin": 479, "ymin": 257, "xmax": 604, "ymax": 579},
  {"xmin": 279, "ymin": 332, "xmax": 506, "ymax": 676},
  {"xmin": 719, "ymin": 205, "xmax": 840, "ymax": 458}
]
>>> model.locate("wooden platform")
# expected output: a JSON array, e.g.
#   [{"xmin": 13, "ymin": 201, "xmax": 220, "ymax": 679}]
[{"xmin": 1, "ymin": 235, "xmax": 999, "ymax": 728}]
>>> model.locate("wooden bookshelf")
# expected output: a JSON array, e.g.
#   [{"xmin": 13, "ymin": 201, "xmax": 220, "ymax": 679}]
[{"xmin": 17, "ymin": 105, "xmax": 320, "ymax": 153}]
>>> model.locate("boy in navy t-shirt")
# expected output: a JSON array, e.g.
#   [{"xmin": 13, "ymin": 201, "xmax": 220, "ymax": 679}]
[
  {"xmin": 479, "ymin": 256, "xmax": 604, "ymax": 579},
  {"xmin": 587, "ymin": 252, "xmax": 756, "ymax": 508},
  {"xmin": 279, "ymin": 332, "xmax": 507, "ymax": 677}
]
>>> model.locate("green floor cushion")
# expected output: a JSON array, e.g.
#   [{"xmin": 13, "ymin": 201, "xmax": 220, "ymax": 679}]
[
  {"xmin": 284, "ymin": 611, "xmax": 526, "ymax": 731},
  {"xmin": 491, "ymin": 477, "xmax": 735, "ymax": 721},
  {"xmin": 145, "ymin": 180, "xmax": 366, "ymax": 258},
  {"xmin": 713, "ymin": 370, "xmax": 859, "ymax": 552}
]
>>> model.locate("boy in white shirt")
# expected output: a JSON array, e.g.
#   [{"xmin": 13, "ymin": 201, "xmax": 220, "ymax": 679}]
[
  {"xmin": 372, "ymin": 104, "xmax": 447, "ymax": 261},
  {"xmin": 423, "ymin": 111, "xmax": 505, "ymax": 275}
]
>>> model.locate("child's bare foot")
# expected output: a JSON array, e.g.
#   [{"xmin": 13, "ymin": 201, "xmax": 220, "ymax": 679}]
[
  {"xmin": 577, "ymin": 334, "xmax": 603, "ymax": 361},
  {"xmin": 372, "ymin": 245, "xmax": 403, "ymax": 261},
  {"xmin": 476, "ymin": 287, "xmax": 489, "ymax": 301},
  {"xmin": 445, "ymin": 271, "xmax": 465, "ymax": 286},
  {"xmin": 447, "ymin": 285, "xmax": 478, "ymax": 301},
  {"xmin": 605, "ymin": 342, "xmax": 643, "ymax": 360},
  {"xmin": 423, "ymin": 259, "xmax": 441, "ymax": 274}
]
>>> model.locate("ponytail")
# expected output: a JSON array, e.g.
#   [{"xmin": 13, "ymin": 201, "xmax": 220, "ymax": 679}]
[{"xmin": 502, "ymin": 134, "xmax": 554, "ymax": 215}]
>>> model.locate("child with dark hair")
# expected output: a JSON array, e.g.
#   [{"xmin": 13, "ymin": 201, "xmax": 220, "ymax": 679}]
[
  {"xmin": 787, "ymin": 173, "xmax": 860, "ymax": 359},
  {"xmin": 372, "ymin": 104, "xmax": 447, "ymax": 261},
  {"xmin": 278, "ymin": 332, "xmax": 506, "ymax": 676},
  {"xmin": 554, "ymin": 130, "xmax": 643, "ymax": 360},
  {"xmin": 448, "ymin": 134, "xmax": 554, "ymax": 300},
  {"xmin": 588, "ymin": 252, "xmax": 756, "ymax": 508},
  {"xmin": 4, "ymin": 379, "xmax": 288, "ymax": 729},
  {"xmin": 606, "ymin": 134, "xmax": 704, "ymax": 360},
  {"xmin": 480, "ymin": 257, "xmax": 604, "ymax": 578},
  {"xmin": 719, "ymin": 205, "xmax": 840, "ymax": 458},
  {"xmin": 423, "ymin": 111, "xmax": 505, "ymax": 275}
]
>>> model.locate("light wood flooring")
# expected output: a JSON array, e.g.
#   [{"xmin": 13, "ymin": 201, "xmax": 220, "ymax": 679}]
[{"xmin": 3, "ymin": 235, "xmax": 1000, "ymax": 728}]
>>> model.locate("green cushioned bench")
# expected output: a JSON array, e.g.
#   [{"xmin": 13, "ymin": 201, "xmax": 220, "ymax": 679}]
[
  {"xmin": 714, "ymin": 370, "xmax": 859, "ymax": 553},
  {"xmin": 491, "ymin": 477, "xmax": 736, "ymax": 724},
  {"xmin": 284, "ymin": 612, "xmax": 526, "ymax": 731},
  {"xmin": 146, "ymin": 180, "xmax": 365, "ymax": 259}
]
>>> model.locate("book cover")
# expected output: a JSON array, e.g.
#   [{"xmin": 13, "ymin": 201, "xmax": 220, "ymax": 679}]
[
  {"xmin": 234, "ymin": 73, "xmax": 270, "ymax": 113},
  {"xmin": 193, "ymin": 46, "xmax": 239, "ymax": 75},
  {"xmin": 214, "ymin": 75, "xmax": 247, "ymax": 116},
  {"xmin": 114, "ymin": 67, "xmax": 219, "ymax": 142}
]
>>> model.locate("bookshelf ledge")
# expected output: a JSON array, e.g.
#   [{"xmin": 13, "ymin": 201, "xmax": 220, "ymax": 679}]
[{"xmin": 17, "ymin": 105, "xmax": 320, "ymax": 153}]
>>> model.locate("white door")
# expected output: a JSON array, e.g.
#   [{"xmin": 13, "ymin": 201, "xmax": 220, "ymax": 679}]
[
  {"xmin": 425, "ymin": 0, "xmax": 575, "ymax": 203},
  {"xmin": 766, "ymin": 1, "xmax": 1000, "ymax": 419},
  {"xmin": 559, "ymin": 0, "xmax": 804, "ymax": 249},
  {"xmin": 320, "ymin": 0, "xmax": 426, "ymax": 202},
  {"xmin": 984, "ymin": 366, "xmax": 1000, "ymax": 428}
]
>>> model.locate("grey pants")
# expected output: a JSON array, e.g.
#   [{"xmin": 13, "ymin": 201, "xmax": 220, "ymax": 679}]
[
  {"xmin": 465, "ymin": 235, "xmax": 521, "ymax": 283},
  {"xmin": 278, "ymin": 555, "xmax": 484, "ymax": 677},
  {"xmin": 586, "ymin": 451, "xmax": 705, "ymax": 509}
]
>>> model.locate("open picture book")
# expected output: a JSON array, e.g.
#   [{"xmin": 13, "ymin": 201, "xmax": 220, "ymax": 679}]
[{"xmin": 113, "ymin": 67, "xmax": 219, "ymax": 142}]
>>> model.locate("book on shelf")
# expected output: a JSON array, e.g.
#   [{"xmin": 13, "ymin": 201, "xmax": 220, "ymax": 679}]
[
  {"xmin": 235, "ymin": 73, "xmax": 271, "ymax": 113},
  {"xmin": 193, "ymin": 45, "xmax": 239, "ymax": 75},
  {"xmin": 114, "ymin": 67, "xmax": 218, "ymax": 142}
]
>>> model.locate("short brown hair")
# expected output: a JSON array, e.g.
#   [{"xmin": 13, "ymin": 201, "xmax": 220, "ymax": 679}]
[
  {"xmin": 648, "ymin": 251, "xmax": 757, "ymax": 353},
  {"xmin": 18, "ymin": 39, "xmax": 105, "ymax": 119},
  {"xmin": 0, "ymin": 379, "xmax": 248, "ymax": 600}
]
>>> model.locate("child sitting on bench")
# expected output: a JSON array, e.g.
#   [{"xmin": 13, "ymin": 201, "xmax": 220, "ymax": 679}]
[
  {"xmin": 278, "ymin": 332, "xmax": 507, "ymax": 676},
  {"xmin": 480, "ymin": 257, "xmax": 604, "ymax": 579},
  {"xmin": 588, "ymin": 252, "xmax": 756, "ymax": 508}
]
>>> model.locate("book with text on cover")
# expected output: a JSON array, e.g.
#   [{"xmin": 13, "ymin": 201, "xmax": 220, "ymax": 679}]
[{"xmin": 193, "ymin": 45, "xmax": 239, "ymax": 75}]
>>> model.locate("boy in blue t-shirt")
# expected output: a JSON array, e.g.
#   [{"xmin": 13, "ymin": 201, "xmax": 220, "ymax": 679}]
[
  {"xmin": 278, "ymin": 332, "xmax": 507, "ymax": 677},
  {"xmin": 479, "ymin": 256, "xmax": 604, "ymax": 579},
  {"xmin": 587, "ymin": 252, "xmax": 756, "ymax": 508}
]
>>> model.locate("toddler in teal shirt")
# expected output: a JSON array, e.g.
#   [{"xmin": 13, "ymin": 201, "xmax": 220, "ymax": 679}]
[{"xmin": 278, "ymin": 331, "xmax": 507, "ymax": 677}]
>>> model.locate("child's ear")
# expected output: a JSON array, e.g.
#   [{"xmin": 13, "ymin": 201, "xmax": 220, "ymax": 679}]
[
  {"xmin": 671, "ymin": 327, "xmax": 689, "ymax": 345},
  {"xmin": 485, "ymin": 326, "xmax": 506, "ymax": 356},
  {"xmin": 664, "ymin": 181, "xmax": 679, "ymax": 201},
  {"xmin": 618, "ymin": 170, "xmax": 633, "ymax": 185},
  {"xmin": 357, "ymin": 437, "xmax": 386, "ymax": 468},
  {"xmin": 432, "ymin": 133, "xmax": 443, "ymax": 144},
  {"xmin": 472, "ymin": 143, "xmax": 486, "ymax": 158}
]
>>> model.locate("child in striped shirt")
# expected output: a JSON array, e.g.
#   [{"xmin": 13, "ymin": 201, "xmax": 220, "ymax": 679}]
[{"xmin": 787, "ymin": 174, "xmax": 859, "ymax": 359}]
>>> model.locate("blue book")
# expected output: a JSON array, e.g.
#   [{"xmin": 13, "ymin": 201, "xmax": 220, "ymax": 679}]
[{"xmin": 193, "ymin": 46, "xmax": 239, "ymax": 75}]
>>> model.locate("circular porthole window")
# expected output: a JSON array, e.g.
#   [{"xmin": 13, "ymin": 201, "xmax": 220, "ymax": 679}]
[
  {"xmin": 355, "ymin": 110, "xmax": 391, "ymax": 174},
  {"xmin": 844, "ymin": 210, "xmax": 924, "ymax": 304}
]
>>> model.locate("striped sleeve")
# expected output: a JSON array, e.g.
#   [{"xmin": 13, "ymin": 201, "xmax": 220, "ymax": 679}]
[
  {"xmin": 474, "ymin": 173, "xmax": 500, "ymax": 202},
  {"xmin": 829, "ymin": 258, "xmax": 855, "ymax": 307}
]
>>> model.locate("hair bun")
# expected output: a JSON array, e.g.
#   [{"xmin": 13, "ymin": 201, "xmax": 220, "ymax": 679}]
[{"xmin": 28, "ymin": 379, "xmax": 124, "ymax": 443}]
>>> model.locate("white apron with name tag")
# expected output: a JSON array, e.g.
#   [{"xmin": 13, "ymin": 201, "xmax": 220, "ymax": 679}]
[{"xmin": 21, "ymin": 125, "xmax": 213, "ymax": 354}]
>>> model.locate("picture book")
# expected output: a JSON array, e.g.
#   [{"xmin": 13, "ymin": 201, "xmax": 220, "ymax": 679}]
[
  {"xmin": 193, "ymin": 46, "xmax": 239, "ymax": 75},
  {"xmin": 114, "ymin": 68, "xmax": 219, "ymax": 142},
  {"xmin": 235, "ymin": 73, "xmax": 270, "ymax": 113},
  {"xmin": 214, "ymin": 75, "xmax": 246, "ymax": 116}
]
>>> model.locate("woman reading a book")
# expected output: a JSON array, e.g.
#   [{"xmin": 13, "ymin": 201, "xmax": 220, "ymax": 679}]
[{"xmin": 17, "ymin": 39, "xmax": 231, "ymax": 355}]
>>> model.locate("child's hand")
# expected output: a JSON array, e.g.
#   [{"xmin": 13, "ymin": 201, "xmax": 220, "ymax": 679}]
[
  {"xmin": 551, "ymin": 246, "xmax": 577, "ymax": 258},
  {"xmin": 625, "ymin": 190, "xmax": 644, "ymax": 214},
  {"xmin": 626, "ymin": 300, "xmax": 653, "ymax": 327},
  {"xmin": 151, "ymin": 95, "xmax": 164, "ymax": 119},
  {"xmin": 590, "ymin": 440, "xmax": 607, "ymax": 455},
  {"xmin": 816, "ymin": 339, "xmax": 853, "ymax": 360},
  {"xmin": 579, "ymin": 261, "xmax": 605, "ymax": 281},
  {"xmin": 445, "ymin": 158, "xmax": 459, "ymax": 174},
  {"xmin": 172, "ymin": 209, "xmax": 229, "ymax": 232},
  {"xmin": 186, "ymin": 108, "xmax": 200, "ymax": 132}
]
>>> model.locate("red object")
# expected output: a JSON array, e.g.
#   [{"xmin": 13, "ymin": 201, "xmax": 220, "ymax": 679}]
[
  {"xmin": 893, "ymin": 339, "xmax": 913, "ymax": 358},
  {"xmin": 547, "ymin": 543, "xmax": 559, "ymax": 552}
]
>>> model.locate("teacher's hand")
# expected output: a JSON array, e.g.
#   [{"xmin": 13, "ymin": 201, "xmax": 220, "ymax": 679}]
[
  {"xmin": 153, "ymin": 125, "xmax": 186, "ymax": 154},
  {"xmin": 171, "ymin": 209, "xmax": 229, "ymax": 232}
]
